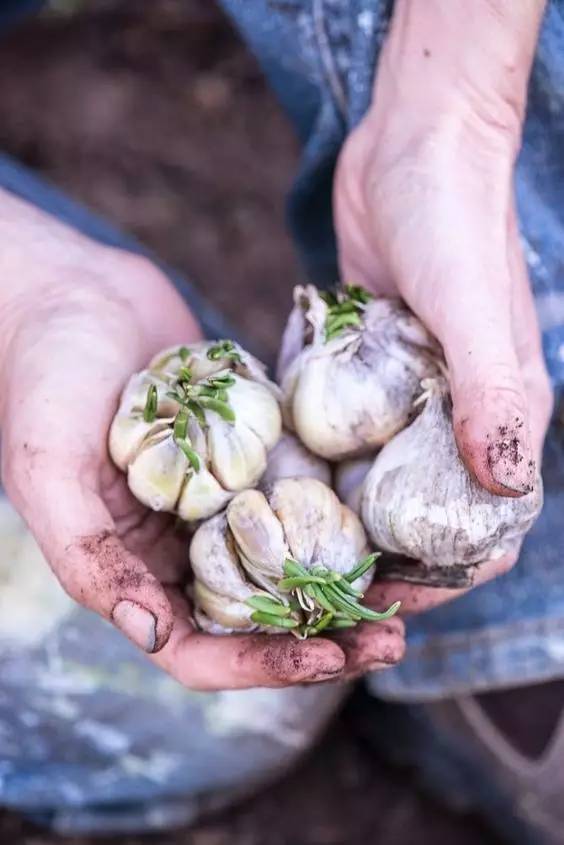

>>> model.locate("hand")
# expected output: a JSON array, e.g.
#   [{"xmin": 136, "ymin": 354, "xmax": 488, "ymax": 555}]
[
  {"xmin": 0, "ymin": 192, "xmax": 405, "ymax": 686},
  {"xmin": 334, "ymin": 0, "xmax": 552, "ymax": 613}
]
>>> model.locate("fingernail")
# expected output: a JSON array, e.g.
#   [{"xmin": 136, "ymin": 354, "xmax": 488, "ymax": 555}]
[
  {"xmin": 112, "ymin": 600, "xmax": 157, "ymax": 653},
  {"xmin": 487, "ymin": 421, "xmax": 535, "ymax": 495}
]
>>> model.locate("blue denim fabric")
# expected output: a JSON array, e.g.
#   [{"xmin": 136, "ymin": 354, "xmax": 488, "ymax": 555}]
[
  {"xmin": 1, "ymin": 0, "xmax": 564, "ymax": 832},
  {"xmin": 218, "ymin": 0, "xmax": 564, "ymax": 699}
]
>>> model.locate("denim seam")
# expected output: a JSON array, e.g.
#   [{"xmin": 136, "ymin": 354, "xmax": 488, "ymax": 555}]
[{"xmin": 311, "ymin": 0, "xmax": 348, "ymax": 117}]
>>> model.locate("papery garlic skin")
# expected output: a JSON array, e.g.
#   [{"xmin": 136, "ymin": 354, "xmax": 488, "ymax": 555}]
[
  {"xmin": 260, "ymin": 430, "xmax": 331, "ymax": 488},
  {"xmin": 109, "ymin": 341, "xmax": 282, "ymax": 522},
  {"xmin": 334, "ymin": 456, "xmax": 373, "ymax": 515},
  {"xmin": 278, "ymin": 285, "xmax": 442, "ymax": 460},
  {"xmin": 190, "ymin": 478, "xmax": 372, "ymax": 634},
  {"xmin": 360, "ymin": 379, "xmax": 543, "ymax": 579}
]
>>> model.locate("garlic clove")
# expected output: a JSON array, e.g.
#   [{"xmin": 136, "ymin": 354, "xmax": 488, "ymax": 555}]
[
  {"xmin": 226, "ymin": 489, "xmax": 288, "ymax": 580},
  {"xmin": 321, "ymin": 505, "xmax": 373, "ymax": 593},
  {"xmin": 208, "ymin": 416, "xmax": 267, "ymax": 491},
  {"xmin": 127, "ymin": 432, "xmax": 188, "ymax": 512},
  {"xmin": 109, "ymin": 415, "xmax": 171, "ymax": 471},
  {"xmin": 194, "ymin": 580, "xmax": 256, "ymax": 631},
  {"xmin": 190, "ymin": 511, "xmax": 257, "ymax": 600},
  {"xmin": 260, "ymin": 430, "xmax": 332, "ymax": 488},
  {"xmin": 109, "ymin": 371, "xmax": 175, "ymax": 469},
  {"xmin": 228, "ymin": 375, "xmax": 282, "ymax": 452},
  {"xmin": 360, "ymin": 378, "xmax": 543, "ymax": 580},
  {"xmin": 177, "ymin": 466, "xmax": 233, "ymax": 522},
  {"xmin": 267, "ymin": 478, "xmax": 343, "ymax": 570},
  {"xmin": 127, "ymin": 431, "xmax": 187, "ymax": 513}
]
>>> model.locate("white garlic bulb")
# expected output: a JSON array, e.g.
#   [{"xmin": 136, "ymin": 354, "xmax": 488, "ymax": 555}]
[
  {"xmin": 109, "ymin": 340, "xmax": 282, "ymax": 522},
  {"xmin": 360, "ymin": 378, "xmax": 543, "ymax": 585},
  {"xmin": 259, "ymin": 430, "xmax": 331, "ymax": 489},
  {"xmin": 277, "ymin": 284, "xmax": 442, "ymax": 460},
  {"xmin": 190, "ymin": 478, "xmax": 399, "ymax": 637}
]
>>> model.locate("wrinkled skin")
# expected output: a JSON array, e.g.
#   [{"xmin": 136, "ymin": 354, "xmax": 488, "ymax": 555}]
[
  {"xmin": 334, "ymin": 0, "xmax": 553, "ymax": 614},
  {"xmin": 0, "ymin": 191, "xmax": 404, "ymax": 688}
]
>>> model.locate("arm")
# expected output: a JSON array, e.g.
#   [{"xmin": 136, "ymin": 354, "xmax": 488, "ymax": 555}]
[
  {"xmin": 335, "ymin": 0, "xmax": 552, "ymax": 611},
  {"xmin": 0, "ymin": 189, "xmax": 404, "ymax": 684}
]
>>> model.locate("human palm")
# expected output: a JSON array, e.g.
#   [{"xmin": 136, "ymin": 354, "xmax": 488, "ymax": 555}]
[{"xmin": 0, "ymin": 208, "xmax": 404, "ymax": 687}]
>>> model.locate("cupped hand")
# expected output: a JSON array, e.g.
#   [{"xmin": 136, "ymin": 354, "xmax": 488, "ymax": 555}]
[
  {"xmin": 334, "ymin": 11, "xmax": 553, "ymax": 613},
  {"xmin": 0, "ymin": 195, "xmax": 404, "ymax": 687}
]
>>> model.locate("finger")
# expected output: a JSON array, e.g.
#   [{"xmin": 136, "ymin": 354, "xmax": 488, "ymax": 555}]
[
  {"xmin": 425, "ymin": 257, "xmax": 532, "ymax": 497},
  {"xmin": 366, "ymin": 549, "xmax": 518, "ymax": 616},
  {"xmin": 151, "ymin": 588, "xmax": 347, "ymax": 690},
  {"xmin": 8, "ymin": 467, "xmax": 174, "ymax": 653},
  {"xmin": 332, "ymin": 616, "xmax": 405, "ymax": 679},
  {"xmin": 386, "ymin": 171, "xmax": 535, "ymax": 498},
  {"xmin": 2, "ymin": 409, "xmax": 174, "ymax": 653}
]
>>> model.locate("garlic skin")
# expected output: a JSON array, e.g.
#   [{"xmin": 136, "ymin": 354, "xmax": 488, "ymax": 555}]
[
  {"xmin": 278, "ymin": 285, "xmax": 442, "ymax": 460},
  {"xmin": 109, "ymin": 341, "xmax": 282, "ymax": 523},
  {"xmin": 260, "ymin": 430, "xmax": 331, "ymax": 489},
  {"xmin": 190, "ymin": 478, "xmax": 372, "ymax": 634},
  {"xmin": 334, "ymin": 456, "xmax": 373, "ymax": 515},
  {"xmin": 360, "ymin": 379, "xmax": 543, "ymax": 584}
]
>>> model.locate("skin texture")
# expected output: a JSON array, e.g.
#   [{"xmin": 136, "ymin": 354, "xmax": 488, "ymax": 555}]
[
  {"xmin": 0, "ymin": 1, "xmax": 552, "ymax": 686},
  {"xmin": 334, "ymin": 0, "xmax": 553, "ymax": 615},
  {"xmin": 0, "ymin": 191, "xmax": 404, "ymax": 689}
]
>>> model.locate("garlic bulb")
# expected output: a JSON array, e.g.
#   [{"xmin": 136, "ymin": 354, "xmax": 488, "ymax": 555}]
[
  {"xmin": 360, "ymin": 378, "xmax": 543, "ymax": 586},
  {"xmin": 277, "ymin": 284, "xmax": 442, "ymax": 460},
  {"xmin": 259, "ymin": 430, "xmax": 331, "ymax": 489},
  {"xmin": 109, "ymin": 340, "xmax": 282, "ymax": 522},
  {"xmin": 190, "ymin": 478, "xmax": 399, "ymax": 637}
]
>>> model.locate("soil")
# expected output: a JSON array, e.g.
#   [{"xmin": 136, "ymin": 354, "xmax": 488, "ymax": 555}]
[{"xmin": 0, "ymin": 3, "xmax": 501, "ymax": 843}]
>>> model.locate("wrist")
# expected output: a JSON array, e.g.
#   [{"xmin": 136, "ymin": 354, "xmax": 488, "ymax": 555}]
[{"xmin": 374, "ymin": 0, "xmax": 545, "ymax": 147}]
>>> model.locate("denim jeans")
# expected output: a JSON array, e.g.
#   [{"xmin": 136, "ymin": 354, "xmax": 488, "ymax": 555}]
[
  {"xmin": 219, "ymin": 0, "xmax": 564, "ymax": 699},
  {"xmin": 1, "ymin": 0, "xmax": 563, "ymax": 833}
]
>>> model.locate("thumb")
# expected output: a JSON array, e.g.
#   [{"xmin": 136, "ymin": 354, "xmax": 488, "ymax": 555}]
[
  {"xmin": 3, "ymin": 454, "xmax": 174, "ymax": 653},
  {"xmin": 401, "ymin": 237, "xmax": 535, "ymax": 498}
]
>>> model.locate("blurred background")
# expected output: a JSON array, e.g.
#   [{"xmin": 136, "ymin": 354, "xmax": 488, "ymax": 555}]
[{"xmin": 0, "ymin": 2, "xmax": 502, "ymax": 843}]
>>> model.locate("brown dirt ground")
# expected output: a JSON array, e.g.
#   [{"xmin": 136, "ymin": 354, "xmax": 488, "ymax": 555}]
[{"xmin": 0, "ymin": 3, "xmax": 500, "ymax": 843}]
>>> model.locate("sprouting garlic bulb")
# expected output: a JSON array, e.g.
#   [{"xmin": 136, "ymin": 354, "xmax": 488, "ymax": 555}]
[
  {"xmin": 277, "ymin": 284, "xmax": 442, "ymax": 460},
  {"xmin": 360, "ymin": 378, "xmax": 543, "ymax": 580},
  {"xmin": 190, "ymin": 478, "xmax": 398, "ymax": 637},
  {"xmin": 259, "ymin": 430, "xmax": 331, "ymax": 489},
  {"xmin": 109, "ymin": 340, "xmax": 282, "ymax": 522}
]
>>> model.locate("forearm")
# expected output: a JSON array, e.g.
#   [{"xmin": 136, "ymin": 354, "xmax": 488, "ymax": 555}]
[
  {"xmin": 376, "ymin": 0, "xmax": 546, "ymax": 142},
  {"xmin": 0, "ymin": 187, "xmax": 201, "ymax": 391}
]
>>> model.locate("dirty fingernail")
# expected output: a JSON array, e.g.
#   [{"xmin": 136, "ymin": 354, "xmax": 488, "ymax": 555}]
[
  {"xmin": 487, "ymin": 425, "xmax": 535, "ymax": 495},
  {"xmin": 112, "ymin": 600, "xmax": 157, "ymax": 653}
]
